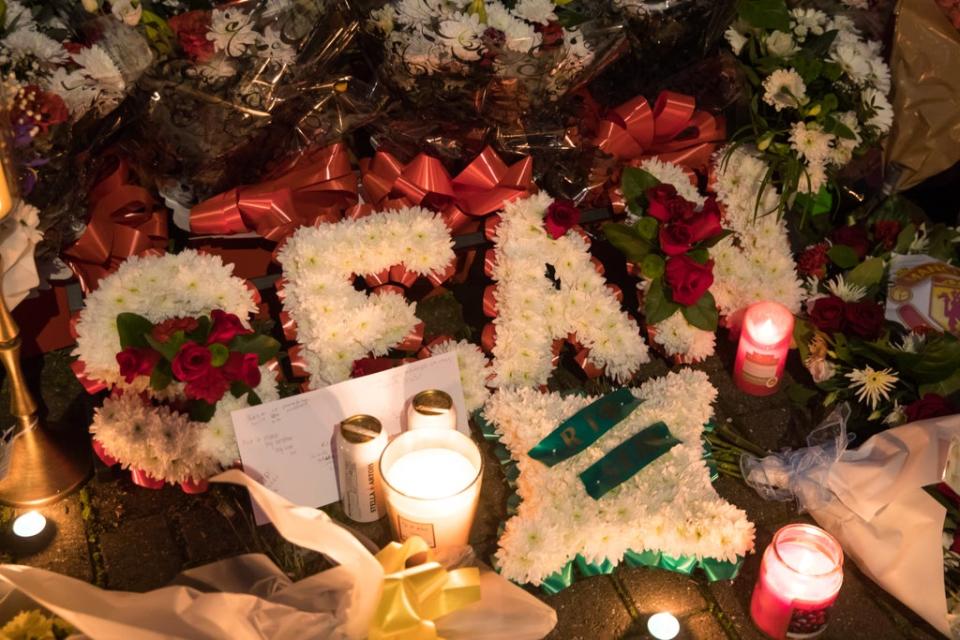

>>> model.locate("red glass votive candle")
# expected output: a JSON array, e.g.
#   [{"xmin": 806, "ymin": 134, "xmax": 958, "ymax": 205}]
[
  {"xmin": 734, "ymin": 302, "xmax": 794, "ymax": 396},
  {"xmin": 751, "ymin": 524, "xmax": 844, "ymax": 639}
]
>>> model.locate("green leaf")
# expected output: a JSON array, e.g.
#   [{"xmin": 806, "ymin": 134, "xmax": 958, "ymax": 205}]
[
  {"xmin": 822, "ymin": 93, "xmax": 838, "ymax": 114},
  {"xmin": 621, "ymin": 167, "xmax": 660, "ymax": 205},
  {"xmin": 827, "ymin": 244, "xmax": 859, "ymax": 269},
  {"xmin": 247, "ymin": 391, "xmax": 263, "ymax": 406},
  {"xmin": 140, "ymin": 10, "xmax": 175, "ymax": 56},
  {"xmin": 188, "ymin": 316, "xmax": 212, "ymax": 343},
  {"xmin": 144, "ymin": 331, "xmax": 186, "ymax": 363},
  {"xmin": 641, "ymin": 254, "xmax": 665, "ymax": 279},
  {"xmin": 554, "ymin": 6, "xmax": 588, "ymax": 28},
  {"xmin": 786, "ymin": 383, "xmax": 818, "ymax": 406},
  {"xmin": 150, "ymin": 360, "xmax": 172, "ymax": 392},
  {"xmin": 117, "ymin": 313, "xmax": 154, "ymax": 349},
  {"xmin": 644, "ymin": 278, "xmax": 681, "ymax": 325},
  {"xmin": 687, "ymin": 247, "xmax": 710, "ymax": 264},
  {"xmin": 634, "ymin": 217, "xmax": 658, "ymax": 241},
  {"xmin": 189, "ymin": 400, "xmax": 217, "ymax": 423},
  {"xmin": 230, "ymin": 381, "xmax": 250, "ymax": 398},
  {"xmin": 793, "ymin": 318, "xmax": 814, "ymax": 365},
  {"xmin": 604, "ymin": 223, "xmax": 653, "ymax": 263},
  {"xmin": 919, "ymin": 370, "xmax": 960, "ymax": 399},
  {"xmin": 894, "ymin": 223, "xmax": 916, "ymax": 253},
  {"xmin": 737, "ymin": 0, "xmax": 790, "ymax": 31},
  {"xmin": 803, "ymin": 30, "xmax": 838, "ymax": 57},
  {"xmin": 229, "ymin": 334, "xmax": 281, "ymax": 365},
  {"xmin": 822, "ymin": 62, "xmax": 842, "ymax": 81},
  {"xmin": 846, "ymin": 257, "xmax": 885, "ymax": 289},
  {"xmin": 681, "ymin": 291, "xmax": 719, "ymax": 331},
  {"xmin": 209, "ymin": 343, "xmax": 230, "ymax": 367},
  {"xmin": 699, "ymin": 229, "xmax": 734, "ymax": 248},
  {"xmin": 794, "ymin": 186, "xmax": 832, "ymax": 218}
]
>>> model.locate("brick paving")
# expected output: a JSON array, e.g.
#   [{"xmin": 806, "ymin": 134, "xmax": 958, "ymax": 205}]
[{"xmin": 0, "ymin": 345, "xmax": 946, "ymax": 639}]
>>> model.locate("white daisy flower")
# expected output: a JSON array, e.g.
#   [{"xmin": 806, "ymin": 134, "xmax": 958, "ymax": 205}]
[
  {"xmin": 789, "ymin": 121, "xmax": 834, "ymax": 164},
  {"xmin": 725, "ymin": 27, "xmax": 747, "ymax": 56},
  {"xmin": 762, "ymin": 68, "xmax": 807, "ymax": 111},
  {"xmin": 829, "ymin": 43, "xmax": 872, "ymax": 85},
  {"xmin": 2, "ymin": 29, "xmax": 68, "ymax": 64},
  {"xmin": 512, "ymin": 0, "xmax": 557, "ymax": 25},
  {"xmin": 790, "ymin": 8, "xmax": 828, "ymax": 40},
  {"xmin": 826, "ymin": 274, "xmax": 867, "ymax": 302},
  {"xmin": 846, "ymin": 366, "xmax": 898, "ymax": 410},
  {"xmin": 862, "ymin": 87, "xmax": 893, "ymax": 134}
]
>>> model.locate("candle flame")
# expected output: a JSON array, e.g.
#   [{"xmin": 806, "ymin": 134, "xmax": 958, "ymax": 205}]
[{"xmin": 753, "ymin": 318, "xmax": 782, "ymax": 344}]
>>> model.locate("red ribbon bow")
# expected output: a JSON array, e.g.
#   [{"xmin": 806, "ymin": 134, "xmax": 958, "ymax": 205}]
[
  {"xmin": 595, "ymin": 91, "xmax": 726, "ymax": 171},
  {"xmin": 63, "ymin": 156, "xmax": 168, "ymax": 294},
  {"xmin": 190, "ymin": 143, "xmax": 357, "ymax": 241}
]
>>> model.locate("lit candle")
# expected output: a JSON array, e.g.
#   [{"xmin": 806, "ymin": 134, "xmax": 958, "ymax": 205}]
[
  {"xmin": 380, "ymin": 429, "xmax": 482, "ymax": 548},
  {"xmin": 12, "ymin": 510, "xmax": 46, "ymax": 538},
  {"xmin": 751, "ymin": 524, "xmax": 843, "ymax": 639},
  {"xmin": 405, "ymin": 389, "xmax": 457, "ymax": 431},
  {"xmin": 734, "ymin": 301, "xmax": 794, "ymax": 396},
  {"xmin": 647, "ymin": 612, "xmax": 680, "ymax": 640}
]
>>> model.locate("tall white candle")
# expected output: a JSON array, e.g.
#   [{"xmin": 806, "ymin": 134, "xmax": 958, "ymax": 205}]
[{"xmin": 380, "ymin": 429, "xmax": 483, "ymax": 548}]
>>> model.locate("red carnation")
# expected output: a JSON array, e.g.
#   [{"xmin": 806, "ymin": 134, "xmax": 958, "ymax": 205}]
[
  {"xmin": 152, "ymin": 317, "xmax": 200, "ymax": 343},
  {"xmin": 873, "ymin": 220, "xmax": 902, "ymax": 251},
  {"xmin": 184, "ymin": 369, "xmax": 229, "ymax": 405},
  {"xmin": 168, "ymin": 10, "xmax": 215, "ymax": 62},
  {"xmin": 831, "ymin": 225, "xmax": 871, "ymax": 259},
  {"xmin": 809, "ymin": 296, "xmax": 846, "ymax": 333},
  {"xmin": 172, "ymin": 342, "xmax": 213, "ymax": 381},
  {"xmin": 797, "ymin": 243, "xmax": 830, "ymax": 278},
  {"xmin": 544, "ymin": 199, "xmax": 581, "ymax": 239},
  {"xmin": 659, "ymin": 222, "xmax": 695, "ymax": 256},
  {"xmin": 843, "ymin": 300, "xmax": 885, "ymax": 339},
  {"xmin": 222, "ymin": 352, "xmax": 262, "ymax": 388},
  {"xmin": 207, "ymin": 310, "xmax": 251, "ymax": 345},
  {"xmin": 116, "ymin": 347, "xmax": 160, "ymax": 384},
  {"xmin": 904, "ymin": 394, "xmax": 956, "ymax": 423},
  {"xmin": 664, "ymin": 254, "xmax": 715, "ymax": 306}
]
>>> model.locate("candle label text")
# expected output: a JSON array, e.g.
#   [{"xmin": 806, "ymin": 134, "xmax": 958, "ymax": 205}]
[
  {"xmin": 398, "ymin": 516, "xmax": 436, "ymax": 548},
  {"xmin": 741, "ymin": 351, "xmax": 779, "ymax": 388}
]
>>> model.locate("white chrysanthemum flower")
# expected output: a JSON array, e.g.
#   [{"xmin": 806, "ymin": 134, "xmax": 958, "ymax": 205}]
[
  {"xmin": 650, "ymin": 311, "xmax": 716, "ymax": 361},
  {"xmin": 790, "ymin": 8, "xmax": 828, "ymax": 40},
  {"xmin": 437, "ymin": 12, "xmax": 484, "ymax": 61},
  {"xmin": 427, "ymin": 340, "xmax": 491, "ymax": 412},
  {"xmin": 829, "ymin": 43, "xmax": 872, "ymax": 85},
  {"xmin": 2, "ymin": 29, "xmax": 68, "ymax": 64},
  {"xmin": 789, "ymin": 121, "xmax": 834, "ymax": 164},
  {"xmin": 908, "ymin": 223, "xmax": 929, "ymax": 254},
  {"xmin": 826, "ymin": 274, "xmax": 867, "ymax": 302},
  {"xmin": 797, "ymin": 160, "xmax": 827, "ymax": 195},
  {"xmin": 488, "ymin": 3, "xmax": 541, "ymax": 52},
  {"xmin": 896, "ymin": 332, "xmax": 925, "ymax": 353},
  {"xmin": 883, "ymin": 400, "xmax": 906, "ymax": 427},
  {"xmin": 846, "ymin": 366, "xmax": 898, "ymax": 410},
  {"xmin": 259, "ymin": 26, "xmax": 297, "ymax": 65},
  {"xmin": 208, "ymin": 8, "xmax": 259, "ymax": 57},
  {"xmin": 636, "ymin": 157, "xmax": 703, "ymax": 205},
  {"xmin": 830, "ymin": 111, "xmax": 862, "ymax": 166},
  {"xmin": 862, "ymin": 87, "xmax": 893, "ymax": 134},
  {"xmin": 765, "ymin": 31, "xmax": 798, "ymax": 58},
  {"xmin": 725, "ymin": 27, "xmax": 747, "ymax": 55},
  {"xmin": 512, "ymin": 0, "xmax": 557, "ymax": 25},
  {"xmin": 4, "ymin": 0, "xmax": 35, "ymax": 31},
  {"xmin": 762, "ymin": 68, "xmax": 807, "ymax": 111}
]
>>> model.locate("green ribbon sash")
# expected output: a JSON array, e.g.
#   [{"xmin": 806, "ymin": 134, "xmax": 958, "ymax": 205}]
[
  {"xmin": 528, "ymin": 388, "xmax": 642, "ymax": 466},
  {"xmin": 579, "ymin": 422, "xmax": 681, "ymax": 500}
]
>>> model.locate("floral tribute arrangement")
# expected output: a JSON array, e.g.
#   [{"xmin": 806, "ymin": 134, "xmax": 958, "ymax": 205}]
[
  {"xmin": 73, "ymin": 251, "xmax": 280, "ymax": 490},
  {"xmin": 794, "ymin": 208, "xmax": 960, "ymax": 433},
  {"xmin": 0, "ymin": 609, "xmax": 74, "ymax": 640},
  {"xmin": 485, "ymin": 192, "xmax": 649, "ymax": 387},
  {"xmin": 723, "ymin": 0, "xmax": 892, "ymax": 216},
  {"xmin": 481, "ymin": 369, "xmax": 755, "ymax": 589},
  {"xmin": 277, "ymin": 206, "xmax": 456, "ymax": 387},
  {"xmin": 422, "ymin": 338, "xmax": 492, "ymax": 412}
]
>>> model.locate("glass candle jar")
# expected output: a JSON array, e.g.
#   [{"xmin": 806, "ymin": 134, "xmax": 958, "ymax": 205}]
[
  {"xmin": 379, "ymin": 428, "xmax": 482, "ymax": 548},
  {"xmin": 734, "ymin": 301, "xmax": 795, "ymax": 396},
  {"xmin": 751, "ymin": 524, "xmax": 844, "ymax": 639}
]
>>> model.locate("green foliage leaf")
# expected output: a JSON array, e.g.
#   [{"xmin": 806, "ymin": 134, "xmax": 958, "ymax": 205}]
[
  {"xmin": 795, "ymin": 186, "xmax": 832, "ymax": 217},
  {"xmin": 150, "ymin": 360, "xmax": 172, "ymax": 392},
  {"xmin": 144, "ymin": 331, "xmax": 186, "ymax": 362},
  {"xmin": 737, "ymin": 0, "xmax": 790, "ymax": 31},
  {"xmin": 117, "ymin": 313, "xmax": 154, "ymax": 349},
  {"xmin": 189, "ymin": 400, "xmax": 217, "ymax": 423},
  {"xmin": 209, "ymin": 343, "xmax": 230, "ymax": 367},
  {"xmin": 641, "ymin": 254, "xmax": 665, "ymax": 279},
  {"xmin": 793, "ymin": 318, "xmax": 814, "ymax": 365},
  {"xmin": 681, "ymin": 291, "xmax": 719, "ymax": 331},
  {"xmin": 621, "ymin": 167, "xmax": 660, "ymax": 206},
  {"xmin": 821, "ymin": 93, "xmax": 838, "ymax": 114},
  {"xmin": 634, "ymin": 217, "xmax": 659, "ymax": 241},
  {"xmin": 555, "ymin": 6, "xmax": 588, "ymax": 27},
  {"xmin": 644, "ymin": 278, "xmax": 681, "ymax": 325},
  {"xmin": 786, "ymin": 383, "xmax": 819, "ymax": 406},
  {"xmin": 188, "ymin": 316, "xmax": 212, "ymax": 343},
  {"xmin": 857, "ymin": 333, "xmax": 960, "ymax": 384},
  {"xmin": 604, "ymin": 223, "xmax": 653, "ymax": 263},
  {"xmin": 140, "ymin": 10, "xmax": 176, "ymax": 56},
  {"xmin": 894, "ymin": 223, "xmax": 916, "ymax": 253},
  {"xmin": 926, "ymin": 224, "xmax": 960, "ymax": 262},
  {"xmin": 230, "ymin": 381, "xmax": 250, "ymax": 398},
  {"xmin": 846, "ymin": 257, "xmax": 886, "ymax": 289},
  {"xmin": 247, "ymin": 391, "xmax": 263, "ymax": 406},
  {"xmin": 229, "ymin": 333, "xmax": 281, "ymax": 365},
  {"xmin": 822, "ymin": 62, "xmax": 842, "ymax": 81},
  {"xmin": 699, "ymin": 229, "xmax": 734, "ymax": 248},
  {"xmin": 687, "ymin": 247, "xmax": 710, "ymax": 264},
  {"xmin": 827, "ymin": 244, "xmax": 859, "ymax": 269},
  {"xmin": 919, "ymin": 370, "xmax": 960, "ymax": 399},
  {"xmin": 803, "ymin": 30, "xmax": 838, "ymax": 57}
]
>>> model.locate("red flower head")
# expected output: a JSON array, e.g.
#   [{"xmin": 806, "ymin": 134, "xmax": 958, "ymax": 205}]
[
  {"xmin": 116, "ymin": 347, "xmax": 161, "ymax": 384},
  {"xmin": 536, "ymin": 21, "xmax": 565, "ymax": 48},
  {"xmin": 645, "ymin": 184, "xmax": 677, "ymax": 221},
  {"xmin": 809, "ymin": 296, "xmax": 846, "ymax": 333},
  {"xmin": 222, "ymin": 352, "xmax": 262, "ymax": 388},
  {"xmin": 184, "ymin": 370, "xmax": 229, "ymax": 405},
  {"xmin": 207, "ymin": 310, "xmax": 251, "ymax": 345},
  {"xmin": 168, "ymin": 10, "xmax": 215, "ymax": 62},
  {"xmin": 905, "ymin": 394, "xmax": 956, "ymax": 423},
  {"xmin": 664, "ymin": 254, "xmax": 715, "ymax": 306},
  {"xmin": 544, "ymin": 199, "xmax": 581, "ymax": 239},
  {"xmin": 687, "ymin": 196, "xmax": 724, "ymax": 242},
  {"xmin": 843, "ymin": 300, "xmax": 885, "ymax": 339},
  {"xmin": 172, "ymin": 342, "xmax": 213, "ymax": 381},
  {"xmin": 872, "ymin": 220, "xmax": 902, "ymax": 251},
  {"xmin": 797, "ymin": 243, "xmax": 830, "ymax": 279},
  {"xmin": 659, "ymin": 222, "xmax": 695, "ymax": 256},
  {"xmin": 831, "ymin": 225, "xmax": 871, "ymax": 259},
  {"xmin": 152, "ymin": 316, "xmax": 200, "ymax": 343}
]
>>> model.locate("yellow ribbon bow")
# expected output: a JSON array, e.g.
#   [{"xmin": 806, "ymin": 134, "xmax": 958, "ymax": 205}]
[{"xmin": 369, "ymin": 537, "xmax": 482, "ymax": 640}]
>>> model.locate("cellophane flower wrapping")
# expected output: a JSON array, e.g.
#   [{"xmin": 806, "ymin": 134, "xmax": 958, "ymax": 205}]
[{"xmin": 133, "ymin": 0, "xmax": 371, "ymax": 203}]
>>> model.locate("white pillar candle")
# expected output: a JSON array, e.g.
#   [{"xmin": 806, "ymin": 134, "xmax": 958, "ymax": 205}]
[{"xmin": 380, "ymin": 429, "xmax": 483, "ymax": 548}]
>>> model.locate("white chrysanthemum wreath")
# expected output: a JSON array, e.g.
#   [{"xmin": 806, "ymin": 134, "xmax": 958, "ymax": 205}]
[
  {"xmin": 74, "ymin": 251, "xmax": 279, "ymax": 487},
  {"xmin": 488, "ymin": 192, "xmax": 649, "ymax": 388},
  {"xmin": 278, "ymin": 206, "xmax": 455, "ymax": 387},
  {"xmin": 483, "ymin": 369, "xmax": 756, "ymax": 586},
  {"xmin": 424, "ymin": 339, "xmax": 492, "ymax": 412}
]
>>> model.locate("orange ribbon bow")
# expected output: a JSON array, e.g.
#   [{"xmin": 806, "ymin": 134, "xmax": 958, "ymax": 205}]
[
  {"xmin": 190, "ymin": 143, "xmax": 357, "ymax": 241},
  {"xmin": 63, "ymin": 156, "xmax": 168, "ymax": 294}
]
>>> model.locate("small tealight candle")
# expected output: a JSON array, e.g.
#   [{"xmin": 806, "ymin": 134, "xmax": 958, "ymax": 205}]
[
  {"xmin": 647, "ymin": 612, "xmax": 680, "ymax": 640},
  {"xmin": 734, "ymin": 302, "xmax": 794, "ymax": 396},
  {"xmin": 751, "ymin": 524, "xmax": 843, "ymax": 639},
  {"xmin": 12, "ymin": 511, "xmax": 46, "ymax": 538},
  {"xmin": 380, "ymin": 428, "xmax": 482, "ymax": 548}
]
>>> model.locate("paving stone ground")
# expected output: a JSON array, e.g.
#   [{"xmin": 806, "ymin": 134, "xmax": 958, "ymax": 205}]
[{"xmin": 0, "ymin": 340, "xmax": 946, "ymax": 639}]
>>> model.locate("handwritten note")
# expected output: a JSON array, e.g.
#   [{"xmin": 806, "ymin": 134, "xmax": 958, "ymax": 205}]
[{"xmin": 231, "ymin": 352, "xmax": 467, "ymax": 523}]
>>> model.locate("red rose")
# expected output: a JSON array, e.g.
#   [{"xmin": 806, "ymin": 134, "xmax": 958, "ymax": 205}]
[
  {"xmin": 152, "ymin": 316, "xmax": 200, "ymax": 343},
  {"xmin": 797, "ymin": 243, "xmax": 829, "ymax": 278},
  {"xmin": 645, "ymin": 184, "xmax": 678, "ymax": 221},
  {"xmin": 207, "ymin": 310, "xmax": 251, "ymax": 345},
  {"xmin": 686, "ymin": 197, "xmax": 724, "ymax": 242},
  {"xmin": 809, "ymin": 296, "xmax": 846, "ymax": 333},
  {"xmin": 904, "ymin": 394, "xmax": 956, "ymax": 423},
  {"xmin": 831, "ymin": 225, "xmax": 870, "ymax": 259},
  {"xmin": 116, "ymin": 347, "xmax": 160, "ymax": 384},
  {"xmin": 544, "ymin": 199, "xmax": 581, "ymax": 239},
  {"xmin": 843, "ymin": 300, "xmax": 884, "ymax": 339},
  {"xmin": 184, "ymin": 369, "xmax": 229, "ymax": 405},
  {"xmin": 168, "ymin": 10, "xmax": 214, "ymax": 62},
  {"xmin": 659, "ymin": 222, "xmax": 695, "ymax": 256},
  {"xmin": 222, "ymin": 352, "xmax": 262, "ymax": 388},
  {"xmin": 172, "ymin": 342, "xmax": 213, "ymax": 381},
  {"xmin": 872, "ymin": 220, "xmax": 901, "ymax": 251},
  {"xmin": 664, "ymin": 254, "xmax": 715, "ymax": 306}
]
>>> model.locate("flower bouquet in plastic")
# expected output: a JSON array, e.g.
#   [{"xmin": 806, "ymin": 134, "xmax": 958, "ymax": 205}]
[{"xmin": 71, "ymin": 251, "xmax": 281, "ymax": 491}]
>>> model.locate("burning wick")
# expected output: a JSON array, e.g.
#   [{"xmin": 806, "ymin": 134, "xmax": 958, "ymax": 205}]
[
  {"xmin": 647, "ymin": 612, "xmax": 680, "ymax": 640},
  {"xmin": 12, "ymin": 510, "xmax": 46, "ymax": 538}
]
